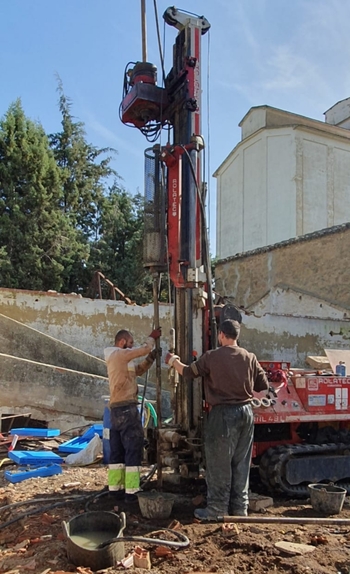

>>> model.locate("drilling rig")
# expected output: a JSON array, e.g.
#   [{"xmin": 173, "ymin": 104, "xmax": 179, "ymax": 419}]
[
  {"xmin": 120, "ymin": 4, "xmax": 350, "ymax": 496},
  {"xmin": 120, "ymin": 5, "xmax": 215, "ymax": 485}
]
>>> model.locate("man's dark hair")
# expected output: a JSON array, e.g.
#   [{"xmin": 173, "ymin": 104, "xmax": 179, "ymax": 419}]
[
  {"xmin": 115, "ymin": 329, "xmax": 131, "ymax": 344},
  {"xmin": 219, "ymin": 319, "xmax": 240, "ymax": 340}
]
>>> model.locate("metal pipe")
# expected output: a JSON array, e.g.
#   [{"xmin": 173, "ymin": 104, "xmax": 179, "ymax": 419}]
[
  {"xmin": 218, "ymin": 515, "xmax": 350, "ymax": 525},
  {"xmin": 141, "ymin": 0, "xmax": 147, "ymax": 62},
  {"xmin": 152, "ymin": 273, "xmax": 162, "ymax": 489}
]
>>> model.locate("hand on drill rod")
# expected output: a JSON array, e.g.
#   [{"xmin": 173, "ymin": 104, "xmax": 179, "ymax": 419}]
[
  {"xmin": 165, "ymin": 352, "xmax": 180, "ymax": 367},
  {"xmin": 149, "ymin": 327, "xmax": 162, "ymax": 340},
  {"xmin": 146, "ymin": 348, "xmax": 158, "ymax": 363}
]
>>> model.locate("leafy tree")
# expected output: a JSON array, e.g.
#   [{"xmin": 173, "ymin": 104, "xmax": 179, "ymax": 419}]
[
  {"xmin": 0, "ymin": 100, "xmax": 87, "ymax": 291},
  {"xmin": 87, "ymin": 183, "xmax": 153, "ymax": 303},
  {"xmin": 0, "ymin": 90, "xmax": 154, "ymax": 300}
]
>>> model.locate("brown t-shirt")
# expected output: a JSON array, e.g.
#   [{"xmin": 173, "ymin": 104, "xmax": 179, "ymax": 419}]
[
  {"xmin": 104, "ymin": 337, "xmax": 154, "ymax": 407},
  {"xmin": 183, "ymin": 345, "xmax": 269, "ymax": 407}
]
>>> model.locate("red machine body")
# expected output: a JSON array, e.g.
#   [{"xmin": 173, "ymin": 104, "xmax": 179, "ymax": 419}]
[{"xmin": 251, "ymin": 361, "xmax": 350, "ymax": 495}]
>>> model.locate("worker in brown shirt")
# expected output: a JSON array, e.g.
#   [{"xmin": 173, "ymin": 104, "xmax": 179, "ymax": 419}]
[
  {"xmin": 104, "ymin": 327, "xmax": 161, "ymax": 501},
  {"xmin": 165, "ymin": 319, "xmax": 268, "ymax": 520}
]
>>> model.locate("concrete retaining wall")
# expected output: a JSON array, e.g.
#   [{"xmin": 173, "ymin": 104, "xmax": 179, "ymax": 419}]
[
  {"xmin": 0, "ymin": 353, "xmax": 109, "ymax": 431},
  {"xmin": 0, "ymin": 288, "xmax": 173, "ymax": 359},
  {"xmin": 0, "ymin": 313, "xmax": 107, "ymax": 376}
]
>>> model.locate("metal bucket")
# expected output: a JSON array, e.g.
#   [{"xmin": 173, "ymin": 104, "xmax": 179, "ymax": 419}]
[
  {"xmin": 62, "ymin": 511, "xmax": 126, "ymax": 570},
  {"xmin": 308, "ymin": 483, "xmax": 347, "ymax": 515},
  {"xmin": 137, "ymin": 491, "xmax": 175, "ymax": 519}
]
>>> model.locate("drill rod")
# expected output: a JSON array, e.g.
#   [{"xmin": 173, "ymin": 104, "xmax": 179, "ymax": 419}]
[
  {"xmin": 152, "ymin": 273, "xmax": 162, "ymax": 489},
  {"xmin": 218, "ymin": 515, "xmax": 350, "ymax": 525}
]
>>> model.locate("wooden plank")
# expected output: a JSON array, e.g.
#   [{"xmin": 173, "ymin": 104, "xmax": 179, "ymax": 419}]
[{"xmin": 306, "ymin": 356, "xmax": 331, "ymax": 370}]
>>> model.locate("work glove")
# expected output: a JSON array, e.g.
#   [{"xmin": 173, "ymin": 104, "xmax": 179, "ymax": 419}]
[
  {"xmin": 165, "ymin": 352, "xmax": 180, "ymax": 367},
  {"xmin": 149, "ymin": 327, "xmax": 162, "ymax": 340},
  {"xmin": 146, "ymin": 349, "xmax": 157, "ymax": 363}
]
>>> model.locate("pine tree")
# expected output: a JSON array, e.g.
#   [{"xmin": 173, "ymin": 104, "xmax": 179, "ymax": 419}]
[
  {"xmin": 0, "ymin": 100, "xmax": 87, "ymax": 291},
  {"xmin": 49, "ymin": 79, "xmax": 116, "ymax": 240}
]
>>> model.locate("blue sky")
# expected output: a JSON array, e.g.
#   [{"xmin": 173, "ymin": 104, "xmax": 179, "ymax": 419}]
[{"xmin": 2, "ymin": 0, "xmax": 350, "ymax": 254}]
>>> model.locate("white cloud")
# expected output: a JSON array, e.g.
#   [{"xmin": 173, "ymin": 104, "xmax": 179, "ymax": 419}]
[{"xmin": 212, "ymin": 0, "xmax": 350, "ymax": 116}]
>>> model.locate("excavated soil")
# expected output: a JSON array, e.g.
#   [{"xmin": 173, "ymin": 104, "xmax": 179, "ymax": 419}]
[{"xmin": 1, "ymin": 463, "xmax": 350, "ymax": 574}]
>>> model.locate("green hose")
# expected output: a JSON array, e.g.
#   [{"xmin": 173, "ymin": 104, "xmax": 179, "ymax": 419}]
[{"xmin": 138, "ymin": 396, "xmax": 158, "ymax": 427}]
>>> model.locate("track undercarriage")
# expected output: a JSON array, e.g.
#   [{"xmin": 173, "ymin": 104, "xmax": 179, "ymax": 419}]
[{"xmin": 259, "ymin": 442, "xmax": 350, "ymax": 497}]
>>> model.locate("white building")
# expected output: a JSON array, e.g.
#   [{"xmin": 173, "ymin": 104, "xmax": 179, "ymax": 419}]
[{"xmin": 214, "ymin": 98, "xmax": 350, "ymax": 260}]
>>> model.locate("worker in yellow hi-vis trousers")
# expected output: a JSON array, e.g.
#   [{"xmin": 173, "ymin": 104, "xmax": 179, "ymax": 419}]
[{"xmin": 104, "ymin": 327, "xmax": 161, "ymax": 502}]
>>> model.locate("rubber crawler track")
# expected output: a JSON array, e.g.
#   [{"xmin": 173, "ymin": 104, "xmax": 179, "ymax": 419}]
[{"xmin": 259, "ymin": 443, "xmax": 350, "ymax": 497}]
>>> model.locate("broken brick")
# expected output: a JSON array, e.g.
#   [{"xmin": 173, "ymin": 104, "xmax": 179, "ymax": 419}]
[
  {"xmin": 221, "ymin": 523, "xmax": 239, "ymax": 536},
  {"xmin": 134, "ymin": 546, "xmax": 151, "ymax": 569},
  {"xmin": 168, "ymin": 519, "xmax": 182, "ymax": 530},
  {"xmin": 155, "ymin": 545, "xmax": 173, "ymax": 557}
]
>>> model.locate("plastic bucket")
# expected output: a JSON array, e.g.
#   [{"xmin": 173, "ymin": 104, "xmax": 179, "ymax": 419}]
[
  {"xmin": 308, "ymin": 483, "xmax": 347, "ymax": 515},
  {"xmin": 137, "ymin": 491, "xmax": 175, "ymax": 519},
  {"xmin": 62, "ymin": 511, "xmax": 126, "ymax": 570}
]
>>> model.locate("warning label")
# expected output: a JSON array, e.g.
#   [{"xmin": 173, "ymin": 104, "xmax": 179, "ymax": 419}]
[{"xmin": 308, "ymin": 395, "xmax": 326, "ymax": 407}]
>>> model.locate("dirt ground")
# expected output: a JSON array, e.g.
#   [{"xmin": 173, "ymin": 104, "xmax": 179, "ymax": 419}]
[{"xmin": 1, "ymin": 460, "xmax": 350, "ymax": 574}]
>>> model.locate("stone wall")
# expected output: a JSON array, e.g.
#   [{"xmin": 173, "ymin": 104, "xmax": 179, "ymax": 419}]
[
  {"xmin": 216, "ymin": 224, "xmax": 350, "ymax": 312},
  {"xmin": 215, "ymin": 225, "xmax": 350, "ymax": 367}
]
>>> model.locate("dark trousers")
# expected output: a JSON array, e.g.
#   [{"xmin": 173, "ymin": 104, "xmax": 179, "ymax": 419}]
[
  {"xmin": 110, "ymin": 403, "xmax": 144, "ymax": 466},
  {"xmin": 108, "ymin": 404, "xmax": 144, "ymax": 493},
  {"xmin": 204, "ymin": 403, "xmax": 254, "ymax": 514}
]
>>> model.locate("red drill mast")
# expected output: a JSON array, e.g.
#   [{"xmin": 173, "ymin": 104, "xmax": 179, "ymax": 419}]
[{"xmin": 120, "ymin": 5, "xmax": 212, "ymax": 481}]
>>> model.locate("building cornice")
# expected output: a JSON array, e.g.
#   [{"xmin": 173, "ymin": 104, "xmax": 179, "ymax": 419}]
[{"xmin": 216, "ymin": 222, "xmax": 350, "ymax": 265}]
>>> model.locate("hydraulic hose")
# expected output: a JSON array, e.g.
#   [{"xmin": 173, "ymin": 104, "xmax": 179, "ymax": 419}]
[
  {"xmin": 0, "ymin": 490, "xmax": 106, "ymax": 530},
  {"xmin": 98, "ymin": 527, "xmax": 189, "ymax": 549},
  {"xmin": 0, "ymin": 495, "xmax": 85, "ymax": 514},
  {"xmin": 140, "ymin": 464, "xmax": 157, "ymax": 487},
  {"xmin": 0, "ymin": 486, "xmax": 189, "ymax": 548},
  {"xmin": 137, "ymin": 395, "xmax": 158, "ymax": 426}
]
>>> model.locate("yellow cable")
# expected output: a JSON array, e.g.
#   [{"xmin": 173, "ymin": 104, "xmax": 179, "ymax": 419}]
[{"xmin": 143, "ymin": 405, "xmax": 151, "ymax": 428}]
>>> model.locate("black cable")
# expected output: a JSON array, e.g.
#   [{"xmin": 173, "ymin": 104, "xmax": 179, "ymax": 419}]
[
  {"xmin": 0, "ymin": 495, "xmax": 85, "ymax": 514},
  {"xmin": 98, "ymin": 527, "xmax": 189, "ymax": 549},
  {"xmin": 0, "ymin": 492, "xmax": 100, "ymax": 531},
  {"xmin": 140, "ymin": 464, "xmax": 157, "ymax": 486},
  {"xmin": 84, "ymin": 488, "xmax": 109, "ymax": 511}
]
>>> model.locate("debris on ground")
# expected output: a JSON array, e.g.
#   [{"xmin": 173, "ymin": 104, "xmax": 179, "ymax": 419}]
[{"xmin": 0, "ymin": 435, "xmax": 350, "ymax": 574}]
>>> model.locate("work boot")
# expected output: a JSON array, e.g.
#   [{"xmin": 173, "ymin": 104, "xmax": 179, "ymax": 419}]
[
  {"xmin": 194, "ymin": 507, "xmax": 219, "ymax": 521},
  {"xmin": 228, "ymin": 507, "xmax": 248, "ymax": 516}
]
